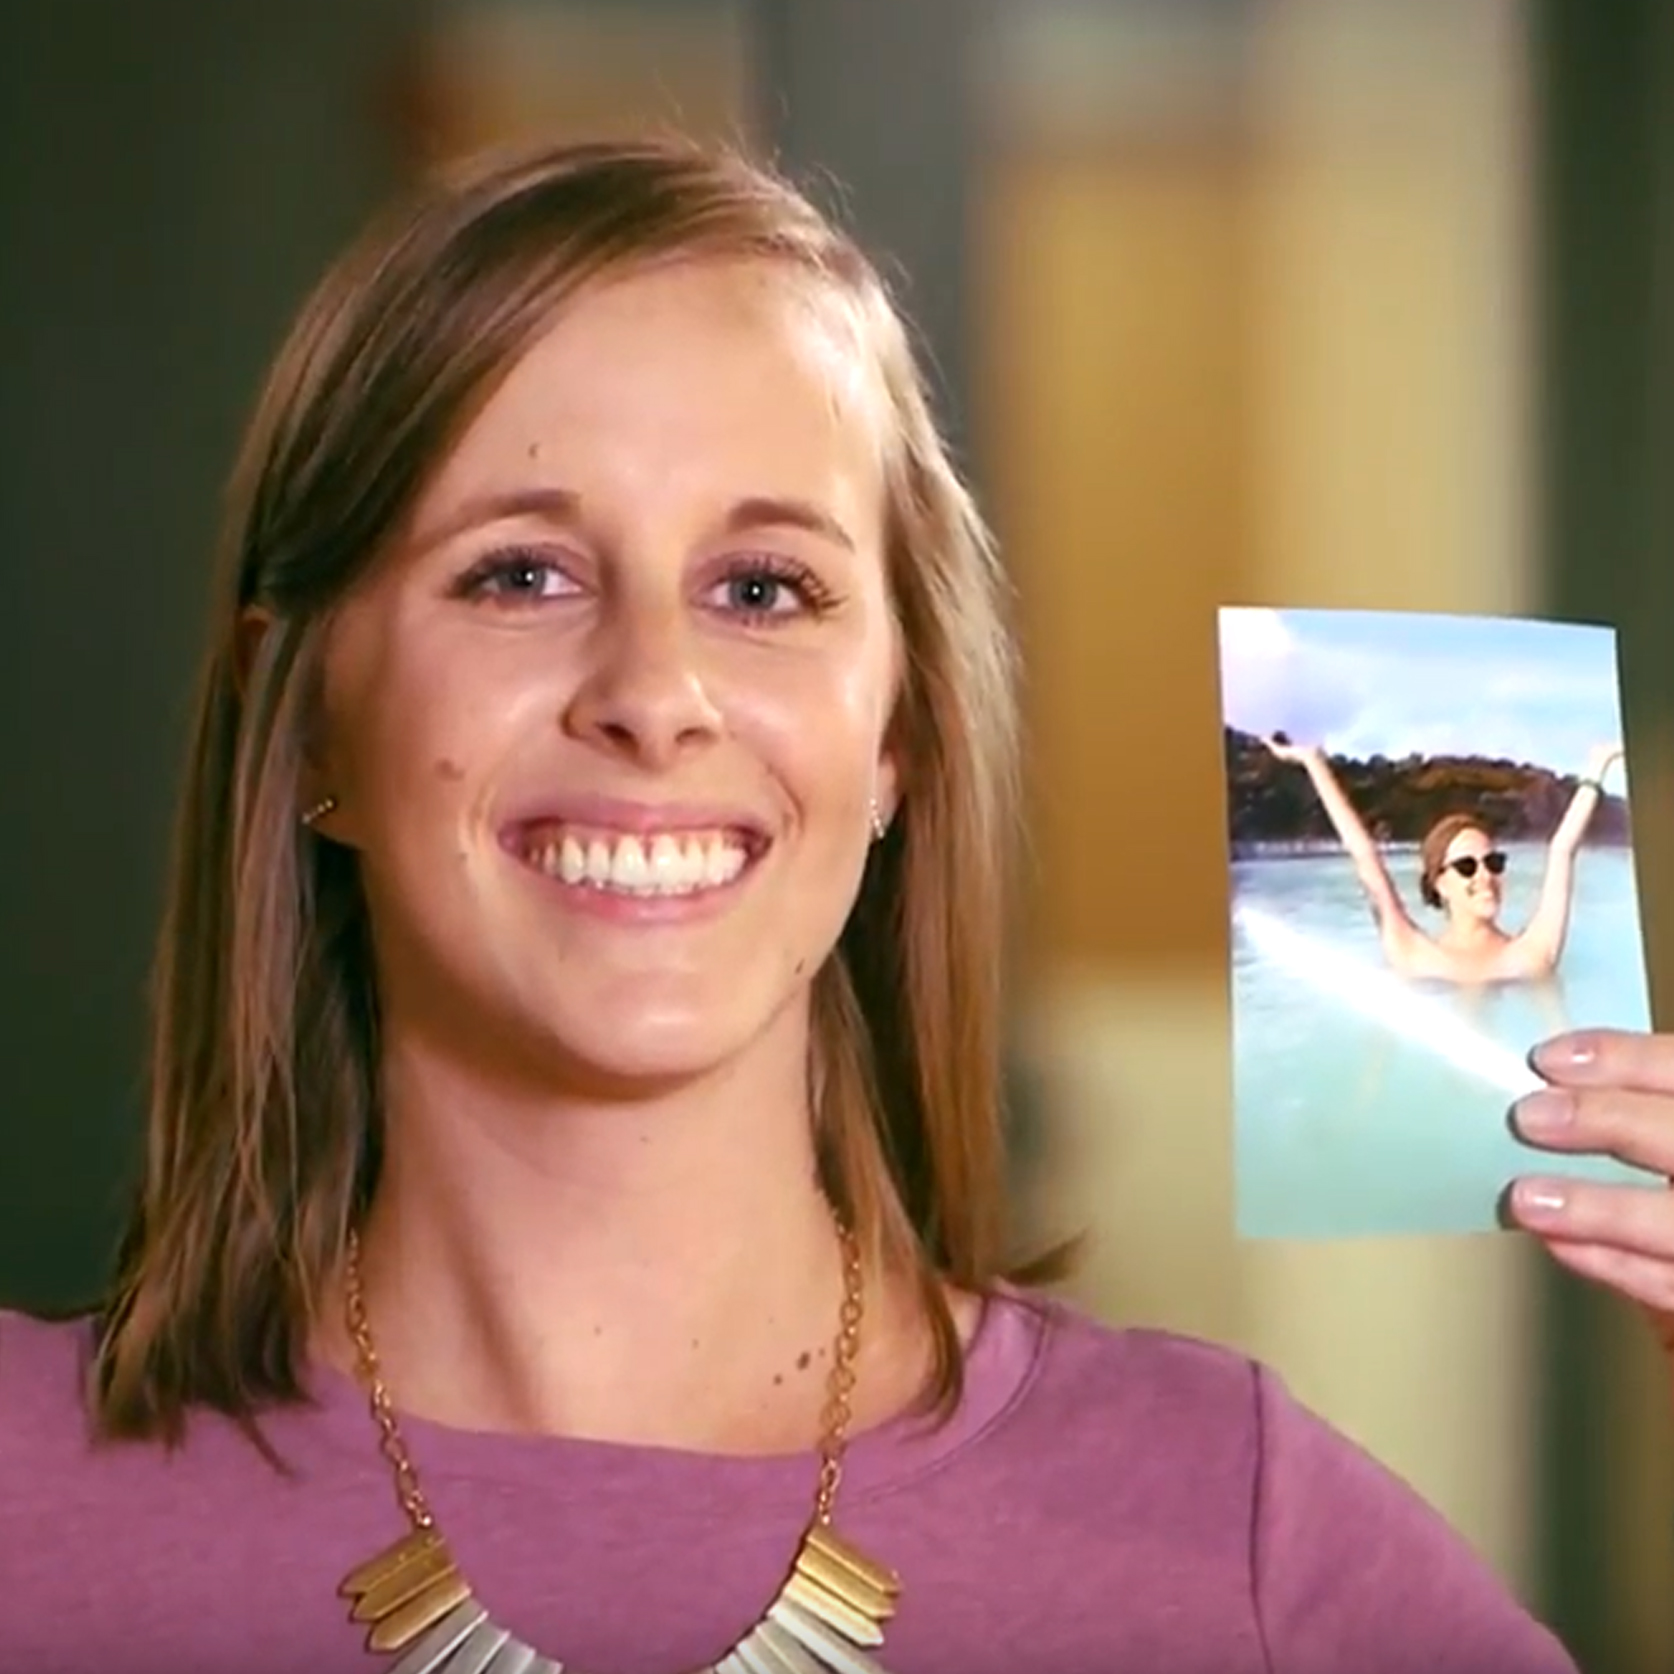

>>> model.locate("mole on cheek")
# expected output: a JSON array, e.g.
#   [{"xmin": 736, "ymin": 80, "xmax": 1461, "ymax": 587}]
[{"xmin": 435, "ymin": 758, "xmax": 465, "ymax": 781}]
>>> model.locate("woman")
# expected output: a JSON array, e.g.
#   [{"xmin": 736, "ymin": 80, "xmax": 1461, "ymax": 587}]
[
  {"xmin": 1264, "ymin": 736, "xmax": 1623, "ymax": 985},
  {"xmin": 1, "ymin": 136, "xmax": 1668, "ymax": 1672}
]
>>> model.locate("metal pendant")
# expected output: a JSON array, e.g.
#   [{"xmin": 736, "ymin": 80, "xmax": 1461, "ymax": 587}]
[{"xmin": 341, "ymin": 1522, "xmax": 902, "ymax": 1674}]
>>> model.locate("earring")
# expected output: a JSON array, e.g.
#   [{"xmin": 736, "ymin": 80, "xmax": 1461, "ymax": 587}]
[
  {"xmin": 868, "ymin": 797, "xmax": 888, "ymax": 843},
  {"xmin": 300, "ymin": 794, "xmax": 339, "ymax": 829}
]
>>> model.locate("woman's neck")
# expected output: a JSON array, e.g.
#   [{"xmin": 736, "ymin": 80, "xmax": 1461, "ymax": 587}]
[
  {"xmin": 326, "ymin": 1018, "xmax": 926, "ymax": 1456},
  {"xmin": 1439, "ymin": 916, "xmax": 1508, "ymax": 952}
]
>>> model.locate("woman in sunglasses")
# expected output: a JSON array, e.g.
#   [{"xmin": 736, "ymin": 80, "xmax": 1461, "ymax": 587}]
[{"xmin": 1262, "ymin": 737, "xmax": 1623, "ymax": 985}]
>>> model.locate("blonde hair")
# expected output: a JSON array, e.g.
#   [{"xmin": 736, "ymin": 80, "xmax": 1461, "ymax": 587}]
[{"xmin": 95, "ymin": 137, "xmax": 1034, "ymax": 1442}]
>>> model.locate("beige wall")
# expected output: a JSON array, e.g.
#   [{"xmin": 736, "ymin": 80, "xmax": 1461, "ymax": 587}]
[
  {"xmin": 980, "ymin": 143, "xmax": 1251, "ymax": 975},
  {"xmin": 396, "ymin": 3, "xmax": 748, "ymax": 164}
]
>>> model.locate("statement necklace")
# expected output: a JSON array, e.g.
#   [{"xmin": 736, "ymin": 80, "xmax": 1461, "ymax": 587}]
[{"xmin": 337, "ymin": 1224, "xmax": 902, "ymax": 1674}]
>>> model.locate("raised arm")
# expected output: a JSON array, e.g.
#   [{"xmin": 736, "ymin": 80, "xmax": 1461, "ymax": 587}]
[
  {"xmin": 1263, "ymin": 738, "xmax": 1418, "ymax": 943},
  {"xmin": 1517, "ymin": 743, "xmax": 1623, "ymax": 973}
]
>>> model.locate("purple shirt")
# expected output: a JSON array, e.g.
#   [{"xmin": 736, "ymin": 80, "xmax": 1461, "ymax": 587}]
[{"xmin": 0, "ymin": 1293, "xmax": 1573, "ymax": 1674}]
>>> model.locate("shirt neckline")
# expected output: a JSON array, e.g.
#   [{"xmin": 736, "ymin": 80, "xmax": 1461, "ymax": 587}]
[{"xmin": 289, "ymin": 1283, "xmax": 1054, "ymax": 1511}]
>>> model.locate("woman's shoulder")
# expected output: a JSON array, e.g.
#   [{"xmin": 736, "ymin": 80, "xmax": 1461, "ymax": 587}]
[
  {"xmin": 989, "ymin": 1286, "xmax": 1268, "ymax": 1435},
  {"xmin": 954, "ymin": 1287, "xmax": 1278, "ymax": 1508},
  {"xmin": 986, "ymin": 1288, "xmax": 1451, "ymax": 1518},
  {"xmin": 0, "ymin": 1305, "xmax": 98, "ymax": 1448},
  {"xmin": 975, "ymin": 1290, "xmax": 1574, "ymax": 1671}
]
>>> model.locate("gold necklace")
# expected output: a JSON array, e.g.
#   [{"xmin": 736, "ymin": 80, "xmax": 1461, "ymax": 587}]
[{"xmin": 336, "ymin": 1223, "xmax": 902, "ymax": 1674}]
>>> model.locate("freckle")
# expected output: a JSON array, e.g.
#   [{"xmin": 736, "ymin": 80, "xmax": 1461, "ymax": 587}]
[
  {"xmin": 593, "ymin": 1324, "xmax": 603, "ymax": 1337},
  {"xmin": 527, "ymin": 441, "xmax": 542, "ymax": 459},
  {"xmin": 796, "ymin": 1350, "xmax": 811, "ymax": 1372},
  {"xmin": 435, "ymin": 758, "xmax": 465, "ymax": 781},
  {"xmin": 773, "ymin": 1373, "xmax": 784, "ymax": 1387},
  {"xmin": 691, "ymin": 1337, "xmax": 701, "ymax": 1351}
]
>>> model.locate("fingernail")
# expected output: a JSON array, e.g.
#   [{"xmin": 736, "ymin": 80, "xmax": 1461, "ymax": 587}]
[
  {"xmin": 1513, "ymin": 1178, "xmax": 1569, "ymax": 1217},
  {"xmin": 1493, "ymin": 1183, "xmax": 1518, "ymax": 1230},
  {"xmin": 1513, "ymin": 1090, "xmax": 1574, "ymax": 1134},
  {"xmin": 1530, "ymin": 1035, "xmax": 1596, "ymax": 1076}
]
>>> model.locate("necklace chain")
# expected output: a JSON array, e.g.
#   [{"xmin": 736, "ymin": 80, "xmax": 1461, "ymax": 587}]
[{"xmin": 343, "ymin": 1215, "xmax": 867, "ymax": 1534}]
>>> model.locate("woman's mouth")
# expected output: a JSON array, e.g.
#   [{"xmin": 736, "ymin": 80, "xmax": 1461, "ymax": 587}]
[{"xmin": 504, "ymin": 821, "xmax": 765, "ymax": 898}]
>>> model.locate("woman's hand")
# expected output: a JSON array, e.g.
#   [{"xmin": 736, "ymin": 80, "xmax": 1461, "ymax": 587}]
[
  {"xmin": 1263, "ymin": 735, "xmax": 1323, "ymax": 767},
  {"xmin": 1509, "ymin": 1029, "xmax": 1674, "ymax": 1366},
  {"xmin": 1584, "ymin": 742, "xmax": 1624, "ymax": 783}
]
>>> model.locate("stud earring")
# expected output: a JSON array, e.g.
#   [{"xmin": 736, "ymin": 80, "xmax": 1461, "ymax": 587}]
[
  {"xmin": 300, "ymin": 794, "xmax": 339, "ymax": 829},
  {"xmin": 868, "ymin": 797, "xmax": 888, "ymax": 844}
]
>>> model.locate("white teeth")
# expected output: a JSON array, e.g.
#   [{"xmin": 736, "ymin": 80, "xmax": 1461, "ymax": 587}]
[
  {"xmin": 526, "ymin": 827, "xmax": 751, "ymax": 896},
  {"xmin": 613, "ymin": 836, "xmax": 651, "ymax": 888},
  {"xmin": 649, "ymin": 833, "xmax": 683, "ymax": 889},
  {"xmin": 558, "ymin": 835, "xmax": 585, "ymax": 883},
  {"xmin": 706, "ymin": 839, "xmax": 744, "ymax": 886},
  {"xmin": 585, "ymin": 838, "xmax": 612, "ymax": 885}
]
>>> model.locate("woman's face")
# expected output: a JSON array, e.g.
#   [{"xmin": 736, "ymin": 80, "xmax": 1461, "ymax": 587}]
[
  {"xmin": 1436, "ymin": 825, "xmax": 1504, "ymax": 923},
  {"xmin": 314, "ymin": 258, "xmax": 900, "ymax": 1089}
]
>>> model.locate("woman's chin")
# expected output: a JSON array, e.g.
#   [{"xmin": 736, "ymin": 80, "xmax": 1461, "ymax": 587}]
[{"xmin": 532, "ymin": 1008, "xmax": 769, "ymax": 1096}]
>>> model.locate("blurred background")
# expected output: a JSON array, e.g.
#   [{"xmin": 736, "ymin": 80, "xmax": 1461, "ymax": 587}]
[{"xmin": 2, "ymin": 0, "xmax": 1671, "ymax": 1664}]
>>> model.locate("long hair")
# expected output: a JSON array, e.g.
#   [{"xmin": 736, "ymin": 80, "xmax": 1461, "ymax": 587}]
[{"xmin": 93, "ymin": 137, "xmax": 1029, "ymax": 1442}]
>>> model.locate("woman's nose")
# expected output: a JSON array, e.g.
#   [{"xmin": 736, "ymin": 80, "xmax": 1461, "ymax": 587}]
[{"xmin": 563, "ymin": 599, "xmax": 724, "ymax": 768}]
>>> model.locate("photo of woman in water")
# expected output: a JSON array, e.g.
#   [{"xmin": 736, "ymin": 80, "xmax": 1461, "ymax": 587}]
[
  {"xmin": 1220, "ymin": 608, "xmax": 1650, "ymax": 1240},
  {"xmin": 1261, "ymin": 737, "xmax": 1623, "ymax": 986}
]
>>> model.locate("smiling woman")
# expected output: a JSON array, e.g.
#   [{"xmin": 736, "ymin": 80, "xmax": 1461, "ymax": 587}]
[
  {"xmin": 308, "ymin": 252, "xmax": 906, "ymax": 1111},
  {"xmin": 0, "ymin": 138, "xmax": 1594, "ymax": 1672}
]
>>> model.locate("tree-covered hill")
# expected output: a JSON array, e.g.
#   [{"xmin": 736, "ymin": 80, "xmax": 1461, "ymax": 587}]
[{"xmin": 1225, "ymin": 727, "xmax": 1632, "ymax": 849}]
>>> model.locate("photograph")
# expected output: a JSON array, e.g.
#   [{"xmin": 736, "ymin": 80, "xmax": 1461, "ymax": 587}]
[{"xmin": 1218, "ymin": 606, "xmax": 1656, "ymax": 1240}]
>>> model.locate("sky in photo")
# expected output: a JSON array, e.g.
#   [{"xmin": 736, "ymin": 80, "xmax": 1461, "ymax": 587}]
[{"xmin": 1217, "ymin": 607, "xmax": 1626, "ymax": 776}]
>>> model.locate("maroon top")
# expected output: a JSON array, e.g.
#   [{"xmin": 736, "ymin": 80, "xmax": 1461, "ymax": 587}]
[{"xmin": 0, "ymin": 1292, "xmax": 1574, "ymax": 1674}]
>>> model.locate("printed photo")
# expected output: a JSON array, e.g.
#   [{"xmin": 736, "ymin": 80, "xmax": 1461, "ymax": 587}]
[{"xmin": 1218, "ymin": 606, "xmax": 1655, "ymax": 1240}]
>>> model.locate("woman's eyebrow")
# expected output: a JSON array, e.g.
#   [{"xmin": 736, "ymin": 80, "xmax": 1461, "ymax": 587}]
[
  {"xmin": 720, "ymin": 495, "xmax": 855, "ymax": 552},
  {"xmin": 413, "ymin": 485, "xmax": 584, "ymax": 554}
]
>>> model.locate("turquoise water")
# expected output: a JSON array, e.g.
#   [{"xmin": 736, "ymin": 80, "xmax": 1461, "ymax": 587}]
[{"xmin": 1231, "ymin": 842, "xmax": 1655, "ymax": 1240}]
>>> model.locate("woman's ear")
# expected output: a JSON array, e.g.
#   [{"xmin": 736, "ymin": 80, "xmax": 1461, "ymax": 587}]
[
  {"xmin": 873, "ymin": 736, "xmax": 903, "ymax": 833},
  {"xmin": 234, "ymin": 606, "xmax": 274, "ymax": 702},
  {"xmin": 237, "ymin": 606, "xmax": 341, "ymax": 831}
]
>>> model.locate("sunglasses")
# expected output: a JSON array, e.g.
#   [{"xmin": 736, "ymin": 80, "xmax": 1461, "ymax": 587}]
[{"xmin": 1442, "ymin": 851, "xmax": 1507, "ymax": 881}]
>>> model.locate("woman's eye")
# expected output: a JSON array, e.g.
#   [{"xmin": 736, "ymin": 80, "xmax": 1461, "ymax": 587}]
[
  {"xmin": 709, "ymin": 560, "xmax": 833, "ymax": 621},
  {"xmin": 458, "ymin": 552, "xmax": 578, "ymax": 602},
  {"xmin": 724, "ymin": 572, "xmax": 793, "ymax": 615}
]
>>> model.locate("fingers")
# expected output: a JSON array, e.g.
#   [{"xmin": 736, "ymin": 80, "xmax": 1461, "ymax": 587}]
[
  {"xmin": 1512, "ymin": 1085, "xmax": 1674, "ymax": 1177},
  {"xmin": 1507, "ymin": 1175, "xmax": 1674, "ymax": 1265},
  {"xmin": 1539, "ymin": 1238, "xmax": 1674, "ymax": 1318},
  {"xmin": 1511, "ymin": 1025, "xmax": 1674, "ymax": 1335},
  {"xmin": 1529, "ymin": 1028, "xmax": 1674, "ymax": 1096}
]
